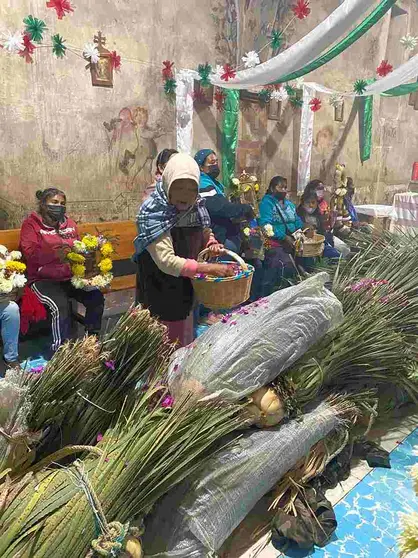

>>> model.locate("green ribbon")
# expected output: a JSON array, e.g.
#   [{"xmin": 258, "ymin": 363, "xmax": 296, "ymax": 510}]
[
  {"xmin": 382, "ymin": 83, "xmax": 418, "ymax": 97},
  {"xmin": 359, "ymin": 95, "xmax": 373, "ymax": 163},
  {"xmin": 271, "ymin": 0, "xmax": 397, "ymax": 84},
  {"xmin": 221, "ymin": 89, "xmax": 239, "ymax": 187}
]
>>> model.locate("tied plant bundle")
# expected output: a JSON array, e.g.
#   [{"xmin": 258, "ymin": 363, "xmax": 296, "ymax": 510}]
[{"xmin": 0, "ymin": 388, "xmax": 244, "ymax": 558}]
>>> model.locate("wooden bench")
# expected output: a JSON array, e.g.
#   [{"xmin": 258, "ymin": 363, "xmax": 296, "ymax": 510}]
[{"xmin": 0, "ymin": 220, "xmax": 137, "ymax": 292}]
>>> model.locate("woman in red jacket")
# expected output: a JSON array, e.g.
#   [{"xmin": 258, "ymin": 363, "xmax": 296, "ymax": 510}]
[{"xmin": 20, "ymin": 188, "xmax": 105, "ymax": 354}]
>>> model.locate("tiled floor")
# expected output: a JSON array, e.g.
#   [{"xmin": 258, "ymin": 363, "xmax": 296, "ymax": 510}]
[{"xmin": 229, "ymin": 410, "xmax": 418, "ymax": 558}]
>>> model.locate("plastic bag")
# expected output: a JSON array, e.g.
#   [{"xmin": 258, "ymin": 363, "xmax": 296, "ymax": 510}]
[
  {"xmin": 168, "ymin": 273, "xmax": 343, "ymax": 400},
  {"xmin": 143, "ymin": 402, "xmax": 340, "ymax": 557}
]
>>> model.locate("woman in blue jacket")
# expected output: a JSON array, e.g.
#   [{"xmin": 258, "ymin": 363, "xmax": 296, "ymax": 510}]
[{"xmin": 259, "ymin": 175, "xmax": 302, "ymax": 295}]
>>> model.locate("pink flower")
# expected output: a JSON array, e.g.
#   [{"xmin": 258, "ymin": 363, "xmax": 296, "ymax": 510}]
[
  {"xmin": 31, "ymin": 365, "xmax": 45, "ymax": 374},
  {"xmin": 161, "ymin": 395, "xmax": 174, "ymax": 408},
  {"xmin": 97, "ymin": 433, "xmax": 103, "ymax": 442},
  {"xmin": 105, "ymin": 360, "xmax": 115, "ymax": 371}
]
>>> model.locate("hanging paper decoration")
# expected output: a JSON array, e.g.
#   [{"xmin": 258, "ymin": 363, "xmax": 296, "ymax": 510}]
[
  {"xmin": 400, "ymin": 34, "xmax": 418, "ymax": 51},
  {"xmin": 110, "ymin": 51, "xmax": 121, "ymax": 71},
  {"xmin": 162, "ymin": 60, "xmax": 174, "ymax": 80},
  {"xmin": 285, "ymin": 84, "xmax": 296, "ymax": 96},
  {"xmin": 354, "ymin": 79, "xmax": 368, "ymax": 95},
  {"xmin": 309, "ymin": 97, "xmax": 321, "ymax": 112},
  {"xmin": 2, "ymin": 31, "xmax": 24, "ymax": 53},
  {"xmin": 221, "ymin": 90, "xmax": 240, "ymax": 185},
  {"xmin": 197, "ymin": 63, "xmax": 212, "ymax": 87},
  {"xmin": 46, "ymin": 0, "xmax": 74, "ymax": 20},
  {"xmin": 211, "ymin": 65, "xmax": 224, "ymax": 82},
  {"xmin": 221, "ymin": 64, "xmax": 236, "ymax": 82},
  {"xmin": 290, "ymin": 96, "xmax": 303, "ymax": 108},
  {"xmin": 193, "ymin": 85, "xmax": 207, "ymax": 104},
  {"xmin": 23, "ymin": 15, "xmax": 47, "ymax": 43},
  {"xmin": 271, "ymin": 30, "xmax": 282, "ymax": 51},
  {"xmin": 164, "ymin": 78, "xmax": 177, "ymax": 95},
  {"xmin": 329, "ymin": 92, "xmax": 343, "ymax": 107},
  {"xmin": 19, "ymin": 33, "xmax": 36, "ymax": 64},
  {"xmin": 377, "ymin": 59, "xmax": 393, "ymax": 77},
  {"xmin": 52, "ymin": 34, "xmax": 66, "ymax": 58},
  {"xmin": 292, "ymin": 0, "xmax": 311, "ymax": 20},
  {"xmin": 242, "ymin": 51, "xmax": 260, "ymax": 69},
  {"xmin": 214, "ymin": 87, "xmax": 226, "ymax": 110},
  {"xmin": 271, "ymin": 87, "xmax": 288, "ymax": 102},
  {"xmin": 258, "ymin": 89, "xmax": 271, "ymax": 104},
  {"xmin": 83, "ymin": 43, "xmax": 99, "ymax": 64},
  {"xmin": 293, "ymin": 77, "xmax": 305, "ymax": 90}
]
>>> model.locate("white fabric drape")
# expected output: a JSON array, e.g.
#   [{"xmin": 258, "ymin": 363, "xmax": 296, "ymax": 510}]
[
  {"xmin": 211, "ymin": 0, "xmax": 375, "ymax": 89},
  {"xmin": 297, "ymin": 85, "xmax": 316, "ymax": 194},
  {"xmin": 175, "ymin": 70, "xmax": 198, "ymax": 154}
]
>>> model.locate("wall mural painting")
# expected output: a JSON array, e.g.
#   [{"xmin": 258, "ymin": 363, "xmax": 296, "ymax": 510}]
[{"xmin": 103, "ymin": 106, "xmax": 168, "ymax": 193}]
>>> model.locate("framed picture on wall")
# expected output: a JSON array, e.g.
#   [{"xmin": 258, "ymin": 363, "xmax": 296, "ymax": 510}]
[{"xmin": 268, "ymin": 99, "xmax": 281, "ymax": 120}]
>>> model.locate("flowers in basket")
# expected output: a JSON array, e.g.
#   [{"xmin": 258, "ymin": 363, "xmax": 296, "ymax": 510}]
[
  {"xmin": 0, "ymin": 245, "xmax": 27, "ymax": 297},
  {"xmin": 66, "ymin": 234, "xmax": 114, "ymax": 290}
]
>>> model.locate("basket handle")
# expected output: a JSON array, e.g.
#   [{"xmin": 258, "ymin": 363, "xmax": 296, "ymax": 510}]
[{"xmin": 197, "ymin": 248, "xmax": 248, "ymax": 271}]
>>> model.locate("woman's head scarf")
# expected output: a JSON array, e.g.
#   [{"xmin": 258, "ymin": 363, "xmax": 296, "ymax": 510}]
[
  {"xmin": 194, "ymin": 149, "xmax": 215, "ymax": 167},
  {"xmin": 134, "ymin": 153, "xmax": 211, "ymax": 255}
]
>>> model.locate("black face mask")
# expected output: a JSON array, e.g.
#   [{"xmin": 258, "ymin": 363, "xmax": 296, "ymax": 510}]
[
  {"xmin": 274, "ymin": 191, "xmax": 287, "ymax": 201},
  {"xmin": 46, "ymin": 204, "xmax": 66, "ymax": 222},
  {"xmin": 207, "ymin": 164, "xmax": 220, "ymax": 179}
]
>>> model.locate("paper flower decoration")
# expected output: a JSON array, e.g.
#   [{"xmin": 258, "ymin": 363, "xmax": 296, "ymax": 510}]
[
  {"xmin": 329, "ymin": 93, "xmax": 343, "ymax": 108},
  {"xmin": 271, "ymin": 88, "xmax": 288, "ymax": 102},
  {"xmin": 271, "ymin": 30, "xmax": 282, "ymax": 50},
  {"xmin": 52, "ymin": 34, "xmax": 66, "ymax": 58},
  {"xmin": 292, "ymin": 0, "xmax": 311, "ymax": 20},
  {"xmin": 354, "ymin": 79, "xmax": 368, "ymax": 95},
  {"xmin": 83, "ymin": 43, "xmax": 99, "ymax": 64},
  {"xmin": 309, "ymin": 97, "xmax": 322, "ymax": 112},
  {"xmin": 2, "ymin": 31, "xmax": 24, "ymax": 53},
  {"xmin": 162, "ymin": 60, "xmax": 174, "ymax": 80},
  {"xmin": 290, "ymin": 96, "xmax": 303, "ymax": 108},
  {"xmin": 110, "ymin": 50, "xmax": 121, "ymax": 71},
  {"xmin": 211, "ymin": 64, "xmax": 224, "ymax": 81},
  {"xmin": 19, "ymin": 33, "xmax": 36, "ymax": 63},
  {"xmin": 23, "ymin": 15, "xmax": 47, "ymax": 43},
  {"xmin": 46, "ymin": 0, "xmax": 74, "ymax": 20},
  {"xmin": 214, "ymin": 87, "xmax": 226, "ymax": 110},
  {"xmin": 197, "ymin": 63, "xmax": 212, "ymax": 87},
  {"xmin": 293, "ymin": 77, "xmax": 304, "ymax": 90},
  {"xmin": 193, "ymin": 85, "xmax": 207, "ymax": 104},
  {"xmin": 242, "ymin": 50, "xmax": 260, "ymax": 69},
  {"xmin": 285, "ymin": 84, "xmax": 296, "ymax": 96},
  {"xmin": 221, "ymin": 63, "xmax": 236, "ymax": 82},
  {"xmin": 400, "ymin": 34, "xmax": 418, "ymax": 51},
  {"xmin": 164, "ymin": 78, "xmax": 177, "ymax": 95},
  {"xmin": 258, "ymin": 89, "xmax": 271, "ymax": 104},
  {"xmin": 377, "ymin": 59, "xmax": 393, "ymax": 77}
]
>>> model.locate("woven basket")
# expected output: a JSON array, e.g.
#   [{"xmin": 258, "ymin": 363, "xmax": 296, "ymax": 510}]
[
  {"xmin": 192, "ymin": 249, "xmax": 254, "ymax": 310},
  {"xmin": 300, "ymin": 233, "xmax": 325, "ymax": 258}
]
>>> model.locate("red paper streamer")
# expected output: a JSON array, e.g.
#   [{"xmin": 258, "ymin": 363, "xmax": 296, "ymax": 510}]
[
  {"xmin": 110, "ymin": 51, "xmax": 121, "ymax": 71},
  {"xmin": 309, "ymin": 97, "xmax": 322, "ymax": 112},
  {"xmin": 214, "ymin": 87, "xmax": 226, "ymax": 110},
  {"xmin": 376, "ymin": 60, "xmax": 393, "ymax": 77},
  {"xmin": 221, "ymin": 63, "xmax": 236, "ymax": 82},
  {"xmin": 46, "ymin": 0, "xmax": 74, "ymax": 20},
  {"xmin": 19, "ymin": 33, "xmax": 36, "ymax": 64},
  {"xmin": 162, "ymin": 60, "xmax": 174, "ymax": 80},
  {"xmin": 193, "ymin": 86, "xmax": 207, "ymax": 104},
  {"xmin": 292, "ymin": 0, "xmax": 311, "ymax": 20}
]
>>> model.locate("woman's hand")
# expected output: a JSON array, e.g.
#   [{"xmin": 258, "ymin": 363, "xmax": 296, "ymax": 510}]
[
  {"xmin": 197, "ymin": 263, "xmax": 235, "ymax": 278},
  {"xmin": 206, "ymin": 243, "xmax": 225, "ymax": 258}
]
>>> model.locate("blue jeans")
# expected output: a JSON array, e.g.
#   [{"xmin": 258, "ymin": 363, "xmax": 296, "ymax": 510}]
[{"xmin": 0, "ymin": 301, "xmax": 20, "ymax": 363}]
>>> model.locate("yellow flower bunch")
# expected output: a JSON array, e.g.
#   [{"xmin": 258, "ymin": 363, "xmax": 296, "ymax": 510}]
[
  {"xmin": 67, "ymin": 252, "xmax": 86, "ymax": 264},
  {"xmin": 71, "ymin": 264, "xmax": 86, "ymax": 278},
  {"xmin": 81, "ymin": 235, "xmax": 99, "ymax": 251},
  {"xmin": 100, "ymin": 242, "xmax": 114, "ymax": 258},
  {"xmin": 98, "ymin": 258, "xmax": 113, "ymax": 274},
  {"xmin": 5, "ymin": 261, "xmax": 27, "ymax": 274}
]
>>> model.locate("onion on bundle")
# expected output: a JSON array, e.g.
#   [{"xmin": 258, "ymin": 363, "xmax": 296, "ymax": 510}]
[{"xmin": 245, "ymin": 386, "xmax": 286, "ymax": 428}]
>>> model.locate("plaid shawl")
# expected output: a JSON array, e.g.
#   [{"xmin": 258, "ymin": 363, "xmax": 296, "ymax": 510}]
[{"xmin": 134, "ymin": 180, "xmax": 211, "ymax": 256}]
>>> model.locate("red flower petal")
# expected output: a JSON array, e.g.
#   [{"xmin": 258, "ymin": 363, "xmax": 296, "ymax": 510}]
[
  {"xmin": 292, "ymin": 0, "xmax": 311, "ymax": 20},
  {"xmin": 221, "ymin": 63, "xmax": 236, "ymax": 82}
]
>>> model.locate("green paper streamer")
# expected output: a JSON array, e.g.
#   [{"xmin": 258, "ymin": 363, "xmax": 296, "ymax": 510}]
[
  {"xmin": 359, "ymin": 95, "xmax": 373, "ymax": 163},
  {"xmin": 382, "ymin": 83, "xmax": 418, "ymax": 97},
  {"xmin": 271, "ymin": 0, "xmax": 396, "ymax": 85},
  {"xmin": 221, "ymin": 89, "xmax": 239, "ymax": 187}
]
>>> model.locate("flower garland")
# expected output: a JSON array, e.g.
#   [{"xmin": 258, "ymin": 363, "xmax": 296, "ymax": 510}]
[
  {"xmin": 67, "ymin": 235, "xmax": 114, "ymax": 290},
  {"xmin": 0, "ymin": 246, "xmax": 27, "ymax": 295}
]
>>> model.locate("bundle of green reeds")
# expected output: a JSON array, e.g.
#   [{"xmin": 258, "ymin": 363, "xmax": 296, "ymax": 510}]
[{"xmin": 0, "ymin": 388, "xmax": 244, "ymax": 558}]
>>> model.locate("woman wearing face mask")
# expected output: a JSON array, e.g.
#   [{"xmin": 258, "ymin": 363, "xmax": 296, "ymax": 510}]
[
  {"xmin": 194, "ymin": 149, "xmax": 254, "ymax": 253},
  {"xmin": 19, "ymin": 188, "xmax": 105, "ymax": 354},
  {"xmin": 258, "ymin": 176, "xmax": 303, "ymax": 295},
  {"xmin": 134, "ymin": 153, "xmax": 233, "ymax": 347},
  {"xmin": 141, "ymin": 148, "xmax": 178, "ymax": 204}
]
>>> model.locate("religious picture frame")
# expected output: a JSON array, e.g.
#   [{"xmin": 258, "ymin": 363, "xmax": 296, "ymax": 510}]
[
  {"xmin": 90, "ymin": 32, "xmax": 113, "ymax": 88},
  {"xmin": 268, "ymin": 99, "xmax": 281, "ymax": 121}
]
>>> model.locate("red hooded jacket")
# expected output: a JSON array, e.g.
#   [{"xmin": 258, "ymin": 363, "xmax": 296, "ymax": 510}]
[{"xmin": 20, "ymin": 212, "xmax": 79, "ymax": 283}]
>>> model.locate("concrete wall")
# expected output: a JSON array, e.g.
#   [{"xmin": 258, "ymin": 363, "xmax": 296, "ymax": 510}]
[{"xmin": 0, "ymin": 0, "xmax": 417, "ymax": 227}]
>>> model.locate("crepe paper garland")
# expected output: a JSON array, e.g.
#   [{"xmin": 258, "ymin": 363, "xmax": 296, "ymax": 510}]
[
  {"xmin": 46, "ymin": 0, "xmax": 74, "ymax": 20},
  {"xmin": 377, "ymin": 59, "xmax": 393, "ymax": 77},
  {"xmin": 292, "ymin": 0, "xmax": 311, "ymax": 20},
  {"xmin": 221, "ymin": 64, "xmax": 236, "ymax": 82},
  {"xmin": 197, "ymin": 63, "xmax": 212, "ymax": 87},
  {"xmin": 309, "ymin": 97, "xmax": 321, "ymax": 112},
  {"xmin": 110, "ymin": 51, "xmax": 121, "ymax": 71},
  {"xmin": 52, "ymin": 34, "xmax": 66, "ymax": 58},
  {"xmin": 23, "ymin": 15, "xmax": 47, "ymax": 43},
  {"xmin": 19, "ymin": 33, "xmax": 36, "ymax": 64}
]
